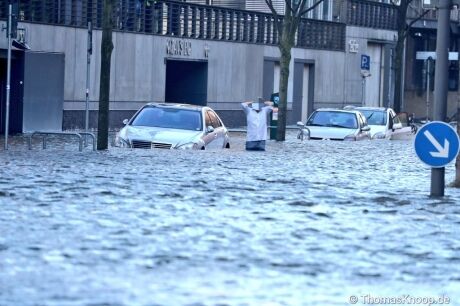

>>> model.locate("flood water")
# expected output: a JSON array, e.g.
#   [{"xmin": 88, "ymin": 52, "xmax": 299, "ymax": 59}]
[{"xmin": 1, "ymin": 132, "xmax": 459, "ymax": 306}]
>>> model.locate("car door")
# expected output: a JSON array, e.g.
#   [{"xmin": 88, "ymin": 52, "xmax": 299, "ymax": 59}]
[
  {"xmin": 202, "ymin": 110, "xmax": 221, "ymax": 149},
  {"xmin": 357, "ymin": 113, "xmax": 371, "ymax": 140},
  {"xmin": 207, "ymin": 110, "xmax": 225, "ymax": 148},
  {"xmin": 391, "ymin": 111, "xmax": 414, "ymax": 140}
]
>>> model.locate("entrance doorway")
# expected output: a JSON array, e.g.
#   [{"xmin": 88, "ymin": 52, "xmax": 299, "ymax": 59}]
[
  {"xmin": 365, "ymin": 43, "xmax": 384, "ymax": 107},
  {"xmin": 0, "ymin": 54, "xmax": 23, "ymax": 134},
  {"xmin": 165, "ymin": 59, "xmax": 208, "ymax": 106}
]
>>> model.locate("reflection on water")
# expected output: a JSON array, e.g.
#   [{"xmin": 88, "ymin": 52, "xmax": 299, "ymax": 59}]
[{"xmin": 1, "ymin": 132, "xmax": 459, "ymax": 306}]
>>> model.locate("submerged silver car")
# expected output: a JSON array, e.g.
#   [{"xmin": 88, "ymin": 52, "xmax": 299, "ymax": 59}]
[
  {"xmin": 297, "ymin": 109, "xmax": 371, "ymax": 141},
  {"xmin": 114, "ymin": 103, "xmax": 230, "ymax": 150},
  {"xmin": 349, "ymin": 106, "xmax": 416, "ymax": 140}
]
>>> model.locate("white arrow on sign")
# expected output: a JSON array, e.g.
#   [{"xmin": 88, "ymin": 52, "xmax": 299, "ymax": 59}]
[{"xmin": 424, "ymin": 130, "xmax": 450, "ymax": 158}]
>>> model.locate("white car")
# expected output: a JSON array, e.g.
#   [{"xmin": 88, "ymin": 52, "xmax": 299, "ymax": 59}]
[
  {"xmin": 297, "ymin": 109, "xmax": 371, "ymax": 141},
  {"xmin": 114, "ymin": 103, "xmax": 230, "ymax": 150},
  {"xmin": 352, "ymin": 107, "xmax": 415, "ymax": 140}
]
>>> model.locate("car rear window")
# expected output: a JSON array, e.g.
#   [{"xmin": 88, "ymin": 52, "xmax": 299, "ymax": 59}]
[
  {"xmin": 131, "ymin": 107, "xmax": 203, "ymax": 131},
  {"xmin": 358, "ymin": 110, "xmax": 386, "ymax": 126}
]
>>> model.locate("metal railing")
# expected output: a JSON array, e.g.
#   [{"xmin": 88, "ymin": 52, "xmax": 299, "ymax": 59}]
[
  {"xmin": 346, "ymin": 0, "xmax": 397, "ymax": 30},
  {"xmin": 0, "ymin": 0, "xmax": 345, "ymax": 51},
  {"xmin": 28, "ymin": 131, "xmax": 96, "ymax": 151},
  {"xmin": 407, "ymin": 4, "xmax": 460, "ymax": 22}
]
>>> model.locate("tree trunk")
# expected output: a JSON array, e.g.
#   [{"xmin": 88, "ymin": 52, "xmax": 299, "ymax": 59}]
[
  {"xmin": 455, "ymin": 112, "xmax": 460, "ymax": 187},
  {"xmin": 393, "ymin": 2, "xmax": 409, "ymax": 113},
  {"xmin": 97, "ymin": 0, "xmax": 114, "ymax": 150},
  {"xmin": 276, "ymin": 46, "xmax": 291, "ymax": 141},
  {"xmin": 393, "ymin": 34, "xmax": 405, "ymax": 113},
  {"xmin": 454, "ymin": 88, "xmax": 460, "ymax": 187},
  {"xmin": 276, "ymin": 20, "xmax": 294, "ymax": 141}
]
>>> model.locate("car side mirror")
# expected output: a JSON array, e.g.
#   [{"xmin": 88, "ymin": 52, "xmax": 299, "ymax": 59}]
[
  {"xmin": 361, "ymin": 125, "xmax": 371, "ymax": 132},
  {"xmin": 206, "ymin": 126, "xmax": 215, "ymax": 133},
  {"xmin": 123, "ymin": 119, "xmax": 129, "ymax": 125},
  {"xmin": 297, "ymin": 127, "xmax": 310, "ymax": 141},
  {"xmin": 296, "ymin": 121, "xmax": 304, "ymax": 127}
]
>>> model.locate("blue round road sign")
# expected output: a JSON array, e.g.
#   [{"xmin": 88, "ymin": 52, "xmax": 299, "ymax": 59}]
[{"xmin": 414, "ymin": 121, "xmax": 460, "ymax": 168}]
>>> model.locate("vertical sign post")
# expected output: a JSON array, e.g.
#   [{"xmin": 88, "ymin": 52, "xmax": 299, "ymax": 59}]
[
  {"xmin": 360, "ymin": 54, "xmax": 371, "ymax": 105},
  {"xmin": 85, "ymin": 21, "xmax": 93, "ymax": 146},
  {"xmin": 4, "ymin": 4, "xmax": 13, "ymax": 150},
  {"xmin": 431, "ymin": 0, "xmax": 452, "ymax": 196},
  {"xmin": 426, "ymin": 57, "xmax": 432, "ymax": 122}
]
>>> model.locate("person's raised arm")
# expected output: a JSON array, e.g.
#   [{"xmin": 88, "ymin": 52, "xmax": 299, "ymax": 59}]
[{"xmin": 241, "ymin": 101, "xmax": 252, "ymax": 114}]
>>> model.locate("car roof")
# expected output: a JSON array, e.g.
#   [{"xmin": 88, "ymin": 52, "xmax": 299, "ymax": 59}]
[
  {"xmin": 353, "ymin": 106, "xmax": 388, "ymax": 112},
  {"xmin": 315, "ymin": 108, "xmax": 362, "ymax": 115},
  {"xmin": 145, "ymin": 102, "xmax": 204, "ymax": 111}
]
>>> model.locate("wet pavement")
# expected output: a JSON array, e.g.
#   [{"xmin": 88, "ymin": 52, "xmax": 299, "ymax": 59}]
[{"xmin": 0, "ymin": 131, "xmax": 459, "ymax": 306}]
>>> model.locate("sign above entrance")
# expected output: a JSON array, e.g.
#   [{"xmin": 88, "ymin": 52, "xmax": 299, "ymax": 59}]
[{"xmin": 166, "ymin": 39, "xmax": 192, "ymax": 56}]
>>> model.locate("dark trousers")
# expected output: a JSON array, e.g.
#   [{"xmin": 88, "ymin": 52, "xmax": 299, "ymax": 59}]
[{"xmin": 245, "ymin": 140, "xmax": 266, "ymax": 151}]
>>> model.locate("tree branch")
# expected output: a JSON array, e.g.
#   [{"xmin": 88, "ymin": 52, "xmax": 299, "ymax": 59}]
[
  {"xmin": 390, "ymin": 0, "xmax": 415, "ymax": 8},
  {"xmin": 291, "ymin": 0, "xmax": 308, "ymax": 34},
  {"xmin": 284, "ymin": 0, "xmax": 296, "ymax": 15},
  {"xmin": 265, "ymin": 0, "xmax": 283, "ymax": 35},
  {"xmin": 403, "ymin": 9, "xmax": 431, "ymax": 39}
]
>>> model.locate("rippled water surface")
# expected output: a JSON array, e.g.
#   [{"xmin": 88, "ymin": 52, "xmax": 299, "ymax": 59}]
[{"xmin": 1, "ymin": 132, "xmax": 459, "ymax": 306}]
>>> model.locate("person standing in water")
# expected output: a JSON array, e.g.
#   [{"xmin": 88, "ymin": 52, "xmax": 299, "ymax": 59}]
[{"xmin": 241, "ymin": 98, "xmax": 277, "ymax": 151}]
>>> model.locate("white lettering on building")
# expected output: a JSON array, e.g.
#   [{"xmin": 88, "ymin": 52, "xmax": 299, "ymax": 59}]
[{"xmin": 166, "ymin": 39, "xmax": 192, "ymax": 56}]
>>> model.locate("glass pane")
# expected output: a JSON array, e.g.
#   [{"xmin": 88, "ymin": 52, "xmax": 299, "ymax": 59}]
[{"xmin": 131, "ymin": 107, "xmax": 202, "ymax": 131}]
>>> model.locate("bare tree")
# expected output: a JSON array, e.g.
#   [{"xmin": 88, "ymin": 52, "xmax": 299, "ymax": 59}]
[
  {"xmin": 264, "ymin": 0, "xmax": 324, "ymax": 141},
  {"xmin": 97, "ymin": 0, "xmax": 115, "ymax": 150},
  {"xmin": 453, "ymin": 77, "xmax": 460, "ymax": 187},
  {"xmin": 391, "ymin": 0, "xmax": 430, "ymax": 113}
]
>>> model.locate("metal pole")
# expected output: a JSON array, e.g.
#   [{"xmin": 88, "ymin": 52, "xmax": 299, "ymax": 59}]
[
  {"xmin": 401, "ymin": 37, "xmax": 407, "ymax": 111},
  {"xmin": 4, "ymin": 4, "xmax": 12, "ymax": 151},
  {"xmin": 431, "ymin": 0, "xmax": 451, "ymax": 197},
  {"xmin": 85, "ymin": 21, "xmax": 92, "ymax": 146},
  {"xmin": 426, "ymin": 58, "xmax": 430, "ymax": 122},
  {"xmin": 362, "ymin": 76, "xmax": 365, "ymax": 105}
]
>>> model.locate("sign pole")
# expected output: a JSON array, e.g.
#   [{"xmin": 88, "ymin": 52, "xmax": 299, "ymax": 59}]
[
  {"xmin": 431, "ymin": 0, "xmax": 451, "ymax": 197},
  {"xmin": 426, "ymin": 58, "xmax": 431, "ymax": 122},
  {"xmin": 85, "ymin": 21, "xmax": 92, "ymax": 146},
  {"xmin": 4, "ymin": 4, "xmax": 12, "ymax": 151}
]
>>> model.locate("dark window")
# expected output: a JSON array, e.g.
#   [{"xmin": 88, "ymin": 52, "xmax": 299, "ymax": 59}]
[{"xmin": 449, "ymin": 62, "xmax": 459, "ymax": 91}]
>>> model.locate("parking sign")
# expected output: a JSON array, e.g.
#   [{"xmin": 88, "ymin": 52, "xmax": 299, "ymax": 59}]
[{"xmin": 361, "ymin": 55, "xmax": 370, "ymax": 71}]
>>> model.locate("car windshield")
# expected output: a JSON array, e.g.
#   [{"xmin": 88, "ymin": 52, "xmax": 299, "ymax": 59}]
[
  {"xmin": 131, "ymin": 107, "xmax": 203, "ymax": 131},
  {"xmin": 358, "ymin": 110, "xmax": 386, "ymax": 126},
  {"xmin": 307, "ymin": 111, "xmax": 358, "ymax": 129}
]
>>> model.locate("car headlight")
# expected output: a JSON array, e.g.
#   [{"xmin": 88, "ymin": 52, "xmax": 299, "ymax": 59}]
[
  {"xmin": 114, "ymin": 136, "xmax": 131, "ymax": 148},
  {"xmin": 176, "ymin": 142, "xmax": 198, "ymax": 150},
  {"xmin": 372, "ymin": 132, "xmax": 386, "ymax": 140},
  {"xmin": 343, "ymin": 134, "xmax": 356, "ymax": 141}
]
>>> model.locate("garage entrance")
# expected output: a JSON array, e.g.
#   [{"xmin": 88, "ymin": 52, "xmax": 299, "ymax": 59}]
[
  {"xmin": 0, "ymin": 52, "xmax": 24, "ymax": 134},
  {"xmin": 165, "ymin": 59, "xmax": 208, "ymax": 106}
]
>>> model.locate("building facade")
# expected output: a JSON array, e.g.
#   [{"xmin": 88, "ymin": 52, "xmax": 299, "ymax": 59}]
[{"xmin": 0, "ymin": 0, "xmax": 398, "ymax": 132}]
